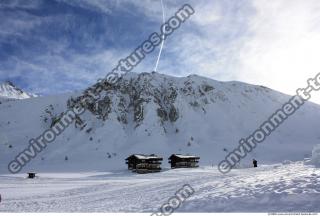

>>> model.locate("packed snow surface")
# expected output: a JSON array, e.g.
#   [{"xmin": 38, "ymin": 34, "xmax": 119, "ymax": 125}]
[{"xmin": 0, "ymin": 162, "xmax": 319, "ymax": 212}]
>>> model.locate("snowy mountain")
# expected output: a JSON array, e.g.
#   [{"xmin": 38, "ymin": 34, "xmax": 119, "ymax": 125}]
[
  {"xmin": 1, "ymin": 72, "xmax": 320, "ymax": 173},
  {"xmin": 0, "ymin": 81, "xmax": 38, "ymax": 100}
]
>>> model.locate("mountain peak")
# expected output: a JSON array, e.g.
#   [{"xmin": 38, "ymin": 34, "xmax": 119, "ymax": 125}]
[
  {"xmin": 0, "ymin": 81, "xmax": 37, "ymax": 100},
  {"xmin": 3, "ymin": 80, "xmax": 14, "ymax": 86}
]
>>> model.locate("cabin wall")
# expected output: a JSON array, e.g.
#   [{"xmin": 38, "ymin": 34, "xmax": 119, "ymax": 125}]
[
  {"xmin": 126, "ymin": 157, "xmax": 163, "ymax": 173},
  {"xmin": 169, "ymin": 157, "xmax": 199, "ymax": 168}
]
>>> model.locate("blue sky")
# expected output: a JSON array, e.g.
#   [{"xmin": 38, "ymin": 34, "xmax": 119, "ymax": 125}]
[{"xmin": 1, "ymin": 0, "xmax": 320, "ymax": 103}]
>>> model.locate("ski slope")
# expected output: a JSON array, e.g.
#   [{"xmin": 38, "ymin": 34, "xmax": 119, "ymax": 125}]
[{"xmin": 0, "ymin": 162, "xmax": 319, "ymax": 212}]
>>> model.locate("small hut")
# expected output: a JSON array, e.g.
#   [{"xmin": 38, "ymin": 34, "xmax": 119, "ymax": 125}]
[
  {"xmin": 126, "ymin": 154, "xmax": 163, "ymax": 174},
  {"xmin": 168, "ymin": 154, "xmax": 200, "ymax": 168},
  {"xmin": 27, "ymin": 172, "xmax": 36, "ymax": 179}
]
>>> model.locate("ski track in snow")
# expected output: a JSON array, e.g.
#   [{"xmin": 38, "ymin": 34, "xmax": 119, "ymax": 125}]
[{"xmin": 0, "ymin": 162, "xmax": 319, "ymax": 212}]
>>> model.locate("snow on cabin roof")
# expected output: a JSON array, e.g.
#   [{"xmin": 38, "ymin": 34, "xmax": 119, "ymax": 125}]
[
  {"xmin": 128, "ymin": 154, "xmax": 163, "ymax": 160},
  {"xmin": 171, "ymin": 154, "xmax": 199, "ymax": 159}
]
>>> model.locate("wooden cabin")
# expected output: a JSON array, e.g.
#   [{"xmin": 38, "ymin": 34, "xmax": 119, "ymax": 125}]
[
  {"xmin": 168, "ymin": 154, "xmax": 200, "ymax": 168},
  {"xmin": 27, "ymin": 172, "xmax": 36, "ymax": 179},
  {"xmin": 126, "ymin": 154, "xmax": 163, "ymax": 174}
]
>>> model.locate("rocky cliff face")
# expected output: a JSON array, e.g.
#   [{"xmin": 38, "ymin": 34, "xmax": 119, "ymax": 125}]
[{"xmin": 67, "ymin": 72, "xmax": 233, "ymax": 132}]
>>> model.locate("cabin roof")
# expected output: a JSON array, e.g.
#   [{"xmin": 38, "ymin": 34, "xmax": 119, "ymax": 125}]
[
  {"xmin": 126, "ymin": 154, "xmax": 163, "ymax": 160},
  {"xmin": 169, "ymin": 154, "xmax": 200, "ymax": 159}
]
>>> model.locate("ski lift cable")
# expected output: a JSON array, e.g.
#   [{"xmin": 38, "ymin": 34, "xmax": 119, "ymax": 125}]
[{"xmin": 154, "ymin": 0, "xmax": 165, "ymax": 72}]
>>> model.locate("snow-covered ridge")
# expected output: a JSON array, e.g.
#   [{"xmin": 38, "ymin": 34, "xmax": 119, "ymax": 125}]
[{"xmin": 0, "ymin": 81, "xmax": 38, "ymax": 100}]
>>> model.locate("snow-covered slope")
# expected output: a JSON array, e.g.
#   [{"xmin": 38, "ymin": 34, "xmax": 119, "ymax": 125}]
[
  {"xmin": 0, "ymin": 162, "xmax": 319, "ymax": 212},
  {"xmin": 0, "ymin": 81, "xmax": 37, "ymax": 100},
  {"xmin": 1, "ymin": 72, "xmax": 320, "ymax": 173}
]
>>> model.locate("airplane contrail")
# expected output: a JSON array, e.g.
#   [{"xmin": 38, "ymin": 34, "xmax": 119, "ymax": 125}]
[{"xmin": 154, "ymin": 0, "xmax": 165, "ymax": 72}]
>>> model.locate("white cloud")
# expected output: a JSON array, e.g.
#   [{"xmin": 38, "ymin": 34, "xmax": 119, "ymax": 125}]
[
  {"xmin": 190, "ymin": 1, "xmax": 221, "ymax": 26},
  {"xmin": 55, "ymin": 0, "xmax": 113, "ymax": 14},
  {"xmin": 154, "ymin": 0, "xmax": 252, "ymax": 80},
  {"xmin": 236, "ymin": 0, "xmax": 320, "ymax": 103}
]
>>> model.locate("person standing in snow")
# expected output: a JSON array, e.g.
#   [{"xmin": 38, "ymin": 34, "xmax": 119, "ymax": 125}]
[{"xmin": 253, "ymin": 159, "xmax": 258, "ymax": 167}]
